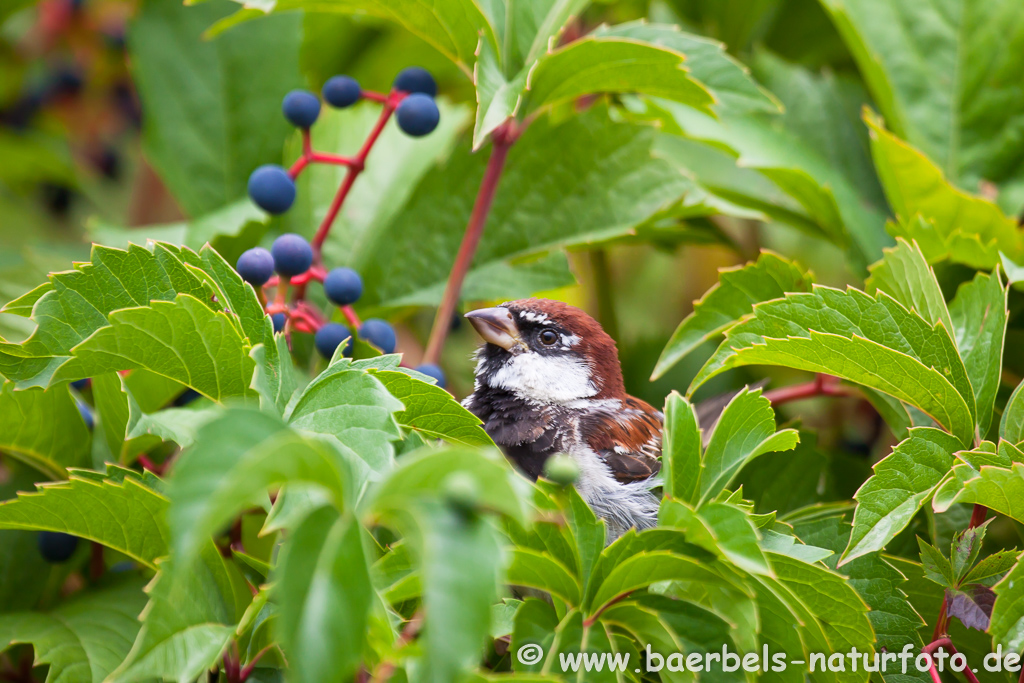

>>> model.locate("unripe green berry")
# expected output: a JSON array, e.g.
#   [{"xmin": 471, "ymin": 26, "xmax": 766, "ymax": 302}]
[
  {"xmin": 443, "ymin": 472, "xmax": 481, "ymax": 514},
  {"xmin": 544, "ymin": 454, "xmax": 579, "ymax": 487}
]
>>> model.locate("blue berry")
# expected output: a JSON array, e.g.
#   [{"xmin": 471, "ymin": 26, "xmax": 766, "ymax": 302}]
[
  {"xmin": 271, "ymin": 312, "xmax": 286, "ymax": 333},
  {"xmin": 173, "ymin": 389, "xmax": 200, "ymax": 407},
  {"xmin": 394, "ymin": 67, "xmax": 437, "ymax": 97},
  {"xmin": 415, "ymin": 363, "xmax": 446, "ymax": 388},
  {"xmin": 360, "ymin": 319, "xmax": 397, "ymax": 354},
  {"xmin": 236, "ymin": 247, "xmax": 275, "ymax": 286},
  {"xmin": 248, "ymin": 165, "xmax": 296, "ymax": 214},
  {"xmin": 71, "ymin": 378, "xmax": 90, "ymax": 391},
  {"xmin": 39, "ymin": 531, "xmax": 78, "ymax": 563},
  {"xmin": 324, "ymin": 267, "xmax": 363, "ymax": 306},
  {"xmin": 396, "ymin": 94, "xmax": 440, "ymax": 137},
  {"xmin": 315, "ymin": 323, "xmax": 353, "ymax": 359},
  {"xmin": 322, "ymin": 76, "xmax": 361, "ymax": 108},
  {"xmin": 271, "ymin": 233, "xmax": 313, "ymax": 277},
  {"xmin": 282, "ymin": 90, "xmax": 321, "ymax": 128},
  {"xmin": 78, "ymin": 402, "xmax": 94, "ymax": 430}
]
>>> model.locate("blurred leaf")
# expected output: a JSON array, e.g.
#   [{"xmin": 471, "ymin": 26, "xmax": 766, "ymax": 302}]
[
  {"xmin": 0, "ymin": 576, "xmax": 149, "ymax": 683},
  {"xmin": 274, "ymin": 506, "xmax": 371, "ymax": 683},
  {"xmin": 420, "ymin": 505, "xmax": 504, "ymax": 683},
  {"xmin": 991, "ymin": 553, "xmax": 1024, "ymax": 652},
  {"xmin": 586, "ymin": 551, "xmax": 722, "ymax": 614},
  {"xmin": 1001, "ymin": 379, "xmax": 1024, "ymax": 444},
  {"xmin": 698, "ymin": 387, "xmax": 799, "ymax": 504},
  {"xmin": 0, "ymin": 469, "xmax": 169, "ymax": 568},
  {"xmin": 129, "ymin": 0, "xmax": 303, "ymax": 216},
  {"xmin": 947, "ymin": 269, "xmax": 1008, "ymax": 436},
  {"xmin": 867, "ymin": 114, "xmax": 1024, "ymax": 268},
  {"xmin": 54, "ymin": 294, "xmax": 256, "ymax": 402},
  {"xmin": 167, "ymin": 407, "xmax": 358, "ymax": 566},
  {"xmin": 691, "ymin": 286, "xmax": 977, "ymax": 445},
  {"xmin": 0, "ymin": 382, "xmax": 91, "ymax": 478},
  {"xmin": 369, "ymin": 369, "xmax": 493, "ymax": 446},
  {"xmin": 819, "ymin": 0, "xmax": 1024, "ymax": 213},
  {"xmin": 654, "ymin": 251, "xmax": 812, "ymax": 379},
  {"xmin": 841, "ymin": 428, "xmax": 961, "ymax": 564}
]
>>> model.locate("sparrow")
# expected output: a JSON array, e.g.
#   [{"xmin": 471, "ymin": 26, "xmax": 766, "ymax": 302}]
[{"xmin": 463, "ymin": 298, "xmax": 663, "ymax": 541}]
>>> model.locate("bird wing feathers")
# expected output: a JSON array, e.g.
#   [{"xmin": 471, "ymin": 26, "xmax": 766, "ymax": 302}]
[{"xmin": 582, "ymin": 396, "xmax": 663, "ymax": 483}]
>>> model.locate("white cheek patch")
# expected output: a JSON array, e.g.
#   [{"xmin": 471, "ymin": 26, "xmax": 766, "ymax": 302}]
[
  {"xmin": 519, "ymin": 311, "xmax": 549, "ymax": 324},
  {"xmin": 489, "ymin": 352, "xmax": 597, "ymax": 403}
]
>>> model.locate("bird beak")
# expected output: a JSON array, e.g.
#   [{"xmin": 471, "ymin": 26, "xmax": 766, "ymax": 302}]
[{"xmin": 465, "ymin": 307, "xmax": 524, "ymax": 352}]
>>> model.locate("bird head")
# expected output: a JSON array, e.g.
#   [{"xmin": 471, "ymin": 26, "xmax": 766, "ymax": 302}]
[{"xmin": 465, "ymin": 298, "xmax": 624, "ymax": 404}]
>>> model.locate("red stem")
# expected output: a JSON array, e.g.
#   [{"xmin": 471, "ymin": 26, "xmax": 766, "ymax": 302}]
[
  {"xmin": 763, "ymin": 374, "xmax": 853, "ymax": 406},
  {"xmin": 422, "ymin": 120, "xmax": 518, "ymax": 364},
  {"xmin": 583, "ymin": 591, "xmax": 631, "ymax": 627},
  {"xmin": 923, "ymin": 638, "xmax": 981, "ymax": 683},
  {"xmin": 932, "ymin": 598, "xmax": 948, "ymax": 642},
  {"xmin": 89, "ymin": 542, "xmax": 104, "ymax": 581},
  {"xmin": 969, "ymin": 504, "xmax": 988, "ymax": 528}
]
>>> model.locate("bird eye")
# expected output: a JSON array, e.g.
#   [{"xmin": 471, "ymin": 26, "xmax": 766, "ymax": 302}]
[{"xmin": 539, "ymin": 329, "xmax": 559, "ymax": 346}]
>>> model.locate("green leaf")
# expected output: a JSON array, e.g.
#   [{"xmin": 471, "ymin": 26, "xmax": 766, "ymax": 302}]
[
  {"xmin": 933, "ymin": 463, "xmax": 1024, "ymax": 524},
  {"xmin": 495, "ymin": 0, "xmax": 588, "ymax": 76},
  {"xmin": 961, "ymin": 550, "xmax": 1019, "ymax": 585},
  {"xmin": 353, "ymin": 108, "xmax": 688, "ymax": 310},
  {"xmin": 950, "ymin": 525, "xmax": 986, "ymax": 583},
  {"xmin": 369, "ymin": 369, "xmax": 494, "ymax": 446},
  {"xmin": 698, "ymin": 387, "xmax": 799, "ymax": 504},
  {"xmin": 690, "ymin": 286, "xmax": 977, "ymax": 446},
  {"xmin": 0, "ymin": 382, "xmax": 91, "ymax": 478},
  {"xmin": 274, "ymin": 506, "xmax": 372, "ymax": 683},
  {"xmin": 991, "ymin": 553, "xmax": 1024, "ymax": 652},
  {"xmin": 918, "ymin": 539, "xmax": 955, "ymax": 587},
  {"xmin": 507, "ymin": 548, "xmax": 581, "ymax": 606},
  {"xmin": 367, "ymin": 446, "xmax": 529, "ymax": 526},
  {"xmin": 54, "ymin": 295, "xmax": 256, "ymax": 402},
  {"xmin": 0, "ymin": 243, "xmax": 209, "ymax": 388},
  {"xmin": 524, "ymin": 37, "xmax": 713, "ymax": 115},
  {"xmin": 948, "ymin": 269, "xmax": 1008, "ymax": 437},
  {"xmin": 420, "ymin": 505, "xmax": 504, "ymax": 683},
  {"xmin": 1001, "ymin": 379, "xmax": 1024, "ymax": 444},
  {"xmin": 110, "ymin": 544, "xmax": 249, "ymax": 683},
  {"xmin": 660, "ymin": 500, "xmax": 770, "ymax": 575},
  {"xmin": 129, "ymin": 0, "xmax": 303, "ymax": 216},
  {"xmin": 866, "ymin": 238, "xmax": 954, "ymax": 333},
  {"xmin": 841, "ymin": 428, "xmax": 961, "ymax": 563},
  {"xmin": 819, "ymin": 0, "xmax": 1024, "ymax": 212},
  {"xmin": 0, "ymin": 577, "xmax": 149, "ymax": 683},
  {"xmin": 0, "ymin": 469, "xmax": 169, "ymax": 568},
  {"xmin": 866, "ymin": 114, "xmax": 1024, "ymax": 268},
  {"xmin": 654, "ymin": 251, "xmax": 812, "ymax": 379},
  {"xmin": 286, "ymin": 363, "xmax": 402, "ymax": 472},
  {"xmin": 593, "ymin": 22, "xmax": 779, "ymax": 114},
  {"xmin": 166, "ymin": 407, "xmax": 357, "ymax": 567},
  {"xmin": 659, "ymin": 392, "xmax": 701, "ymax": 504},
  {"xmin": 214, "ymin": 0, "xmax": 493, "ymax": 78},
  {"xmin": 587, "ymin": 551, "xmax": 723, "ymax": 615}
]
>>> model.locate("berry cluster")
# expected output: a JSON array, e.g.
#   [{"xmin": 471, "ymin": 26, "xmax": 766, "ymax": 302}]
[{"xmin": 238, "ymin": 69, "xmax": 446, "ymax": 386}]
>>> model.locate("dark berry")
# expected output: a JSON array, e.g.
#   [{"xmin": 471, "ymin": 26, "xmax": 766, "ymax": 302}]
[
  {"xmin": 415, "ymin": 363, "xmax": 445, "ymax": 388},
  {"xmin": 322, "ymin": 76, "xmax": 361, "ymax": 108},
  {"xmin": 173, "ymin": 389, "xmax": 200, "ymax": 407},
  {"xmin": 393, "ymin": 67, "xmax": 437, "ymax": 97},
  {"xmin": 248, "ymin": 165, "xmax": 296, "ymax": 214},
  {"xmin": 544, "ymin": 455, "xmax": 579, "ymax": 487},
  {"xmin": 323, "ymin": 267, "xmax": 363, "ymax": 306},
  {"xmin": 282, "ymin": 90, "xmax": 321, "ymax": 129},
  {"xmin": 236, "ymin": 247, "xmax": 275, "ymax": 286},
  {"xmin": 78, "ymin": 402, "xmax": 94, "ymax": 430},
  {"xmin": 71, "ymin": 378, "xmax": 90, "ymax": 391},
  {"xmin": 39, "ymin": 531, "xmax": 78, "ymax": 563},
  {"xmin": 315, "ymin": 323, "xmax": 353, "ymax": 359},
  {"xmin": 271, "ymin": 233, "xmax": 313, "ymax": 277},
  {"xmin": 271, "ymin": 312, "xmax": 286, "ymax": 333},
  {"xmin": 360, "ymin": 319, "xmax": 397, "ymax": 354},
  {"xmin": 395, "ymin": 94, "xmax": 440, "ymax": 137}
]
